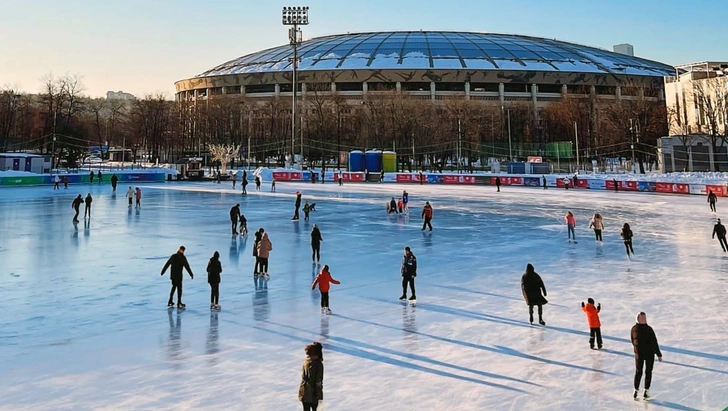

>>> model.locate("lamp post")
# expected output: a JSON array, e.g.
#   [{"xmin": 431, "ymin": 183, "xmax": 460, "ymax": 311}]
[{"xmin": 282, "ymin": 6, "xmax": 309, "ymax": 168}]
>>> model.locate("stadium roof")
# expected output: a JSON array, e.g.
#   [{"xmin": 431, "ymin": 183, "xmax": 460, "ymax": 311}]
[{"xmin": 197, "ymin": 31, "xmax": 675, "ymax": 78}]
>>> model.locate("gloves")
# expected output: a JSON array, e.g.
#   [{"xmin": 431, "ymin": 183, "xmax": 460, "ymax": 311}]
[
  {"xmin": 597, "ymin": 303, "xmax": 601, "ymax": 308},
  {"xmin": 581, "ymin": 302, "xmax": 585, "ymax": 307},
  {"xmin": 190, "ymin": 273, "xmax": 194, "ymax": 279}
]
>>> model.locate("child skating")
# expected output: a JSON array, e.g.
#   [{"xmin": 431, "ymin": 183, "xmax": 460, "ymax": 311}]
[
  {"xmin": 239, "ymin": 214, "xmax": 248, "ymax": 236},
  {"xmin": 207, "ymin": 251, "xmax": 222, "ymax": 310},
  {"xmin": 581, "ymin": 298, "xmax": 602, "ymax": 349},
  {"xmin": 312, "ymin": 265, "xmax": 340, "ymax": 314},
  {"xmin": 303, "ymin": 201, "xmax": 312, "ymax": 222}
]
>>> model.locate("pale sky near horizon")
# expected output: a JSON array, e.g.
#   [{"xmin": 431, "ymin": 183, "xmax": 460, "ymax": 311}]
[{"xmin": 1, "ymin": 0, "xmax": 727, "ymax": 98}]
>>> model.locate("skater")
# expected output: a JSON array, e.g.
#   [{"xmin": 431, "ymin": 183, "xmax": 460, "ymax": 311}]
[
  {"xmin": 589, "ymin": 213, "xmax": 604, "ymax": 242},
  {"xmin": 271, "ymin": 177, "xmax": 276, "ymax": 192},
  {"xmin": 255, "ymin": 175, "xmax": 261, "ymax": 191},
  {"xmin": 253, "ymin": 228, "xmax": 264, "ymax": 276},
  {"xmin": 388, "ymin": 197, "xmax": 398, "ymax": 214},
  {"xmin": 239, "ymin": 213, "xmax": 248, "ymax": 236},
  {"xmin": 206, "ymin": 251, "xmax": 222, "ymax": 310},
  {"xmin": 397, "ymin": 198, "xmax": 404, "ymax": 214},
  {"xmin": 402, "ymin": 190, "xmax": 409, "ymax": 212},
  {"xmin": 621, "ymin": 223, "xmax": 634, "ymax": 257},
  {"xmin": 312, "ymin": 265, "xmax": 340, "ymax": 314},
  {"xmin": 160, "ymin": 245, "xmax": 194, "ymax": 309},
  {"xmin": 63, "ymin": 176, "xmax": 68, "ymax": 189},
  {"xmin": 581, "ymin": 298, "xmax": 602, "ymax": 349},
  {"xmin": 242, "ymin": 171, "xmax": 248, "ymax": 194},
  {"xmin": 216, "ymin": 171, "xmax": 221, "ymax": 184},
  {"xmin": 421, "ymin": 201, "xmax": 433, "ymax": 231},
  {"xmin": 712, "ymin": 218, "xmax": 727, "ymax": 252},
  {"xmin": 399, "ymin": 246, "xmax": 417, "ymax": 302},
  {"xmin": 320, "ymin": 168, "xmax": 325, "ymax": 184},
  {"xmin": 631, "ymin": 312, "xmax": 663, "ymax": 400},
  {"xmin": 53, "ymin": 175, "xmax": 60, "ymax": 190},
  {"xmin": 126, "ymin": 187, "xmax": 134, "ymax": 206},
  {"xmin": 309, "ymin": 202, "xmax": 317, "ymax": 211},
  {"xmin": 110, "ymin": 174, "xmax": 118, "ymax": 192},
  {"xmin": 338, "ymin": 175, "xmax": 343, "ymax": 186},
  {"xmin": 292, "ymin": 191, "xmax": 302, "ymax": 220},
  {"xmin": 542, "ymin": 175, "xmax": 547, "ymax": 190},
  {"xmin": 97, "ymin": 170, "xmax": 102, "ymax": 184},
  {"xmin": 298, "ymin": 341, "xmax": 324, "ymax": 411},
  {"xmin": 311, "ymin": 224, "xmax": 322, "ymax": 263},
  {"xmin": 419, "ymin": 170, "xmax": 424, "ymax": 185},
  {"xmin": 495, "ymin": 176, "xmax": 501, "ymax": 192},
  {"xmin": 521, "ymin": 263, "xmax": 547, "ymax": 325},
  {"xmin": 89, "ymin": 171, "xmax": 94, "ymax": 184},
  {"xmin": 573, "ymin": 174, "xmax": 579, "ymax": 188},
  {"xmin": 84, "ymin": 193, "xmax": 93, "ymax": 218},
  {"xmin": 708, "ymin": 189, "xmax": 717, "ymax": 212},
  {"xmin": 135, "ymin": 187, "xmax": 142, "ymax": 208},
  {"xmin": 563, "ymin": 176, "xmax": 570, "ymax": 190},
  {"xmin": 231, "ymin": 172, "xmax": 237, "ymax": 189},
  {"xmin": 71, "ymin": 194, "xmax": 83, "ymax": 222},
  {"xmin": 230, "ymin": 204, "xmax": 241, "ymax": 235},
  {"xmin": 613, "ymin": 179, "xmax": 619, "ymax": 192},
  {"xmin": 257, "ymin": 232, "xmax": 272, "ymax": 277},
  {"xmin": 380, "ymin": 169, "xmax": 385, "ymax": 183},
  {"xmin": 565, "ymin": 211, "xmax": 576, "ymax": 242},
  {"xmin": 303, "ymin": 200, "xmax": 312, "ymax": 222}
]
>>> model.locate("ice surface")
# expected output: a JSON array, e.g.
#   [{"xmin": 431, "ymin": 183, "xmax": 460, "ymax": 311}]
[{"xmin": 0, "ymin": 182, "xmax": 726, "ymax": 410}]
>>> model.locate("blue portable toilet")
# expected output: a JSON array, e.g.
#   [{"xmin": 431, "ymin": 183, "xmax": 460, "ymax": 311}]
[
  {"xmin": 364, "ymin": 150, "xmax": 382, "ymax": 173},
  {"xmin": 348, "ymin": 150, "xmax": 364, "ymax": 172}
]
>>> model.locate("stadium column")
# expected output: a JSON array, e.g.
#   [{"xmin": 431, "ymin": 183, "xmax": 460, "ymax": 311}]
[
  {"xmin": 430, "ymin": 82, "xmax": 436, "ymax": 101},
  {"xmin": 465, "ymin": 82, "xmax": 470, "ymax": 100},
  {"xmin": 498, "ymin": 83, "xmax": 505, "ymax": 107}
]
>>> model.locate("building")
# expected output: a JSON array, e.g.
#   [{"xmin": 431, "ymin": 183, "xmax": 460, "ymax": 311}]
[
  {"xmin": 665, "ymin": 62, "xmax": 728, "ymax": 136},
  {"xmin": 0, "ymin": 153, "xmax": 48, "ymax": 173},
  {"xmin": 658, "ymin": 134, "xmax": 728, "ymax": 172},
  {"xmin": 613, "ymin": 43, "xmax": 634, "ymax": 57},
  {"xmin": 106, "ymin": 91, "xmax": 136, "ymax": 101}
]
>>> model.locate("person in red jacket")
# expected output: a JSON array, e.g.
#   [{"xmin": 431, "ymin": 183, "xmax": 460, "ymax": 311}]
[
  {"xmin": 421, "ymin": 201, "xmax": 433, "ymax": 231},
  {"xmin": 312, "ymin": 265, "xmax": 340, "ymax": 314},
  {"xmin": 581, "ymin": 298, "xmax": 602, "ymax": 349}
]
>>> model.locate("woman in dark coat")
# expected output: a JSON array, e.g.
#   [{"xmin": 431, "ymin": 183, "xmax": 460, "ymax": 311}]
[
  {"xmin": 207, "ymin": 251, "xmax": 222, "ymax": 310},
  {"xmin": 298, "ymin": 342, "xmax": 324, "ymax": 411},
  {"xmin": 521, "ymin": 263, "xmax": 548, "ymax": 326}
]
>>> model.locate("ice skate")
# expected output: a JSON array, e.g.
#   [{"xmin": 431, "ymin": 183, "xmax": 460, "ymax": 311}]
[
  {"xmin": 643, "ymin": 390, "xmax": 650, "ymax": 400},
  {"xmin": 408, "ymin": 296, "xmax": 417, "ymax": 305},
  {"xmin": 214, "ymin": 304, "xmax": 221, "ymax": 310},
  {"xmin": 177, "ymin": 303, "xmax": 186, "ymax": 309},
  {"xmin": 633, "ymin": 389, "xmax": 638, "ymax": 399},
  {"xmin": 399, "ymin": 295, "xmax": 407, "ymax": 301},
  {"xmin": 539, "ymin": 319, "xmax": 546, "ymax": 326},
  {"xmin": 325, "ymin": 308, "xmax": 332, "ymax": 314},
  {"xmin": 168, "ymin": 302, "xmax": 174, "ymax": 308}
]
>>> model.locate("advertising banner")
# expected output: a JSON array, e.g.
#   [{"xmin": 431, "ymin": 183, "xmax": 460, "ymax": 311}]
[
  {"xmin": 576, "ymin": 179, "xmax": 589, "ymax": 188},
  {"xmin": 272, "ymin": 172, "xmax": 290, "ymax": 181},
  {"xmin": 396, "ymin": 174, "xmax": 414, "ymax": 183},
  {"xmin": 706, "ymin": 184, "xmax": 727, "ymax": 197},
  {"xmin": 621, "ymin": 181, "xmax": 638, "ymax": 191},
  {"xmin": 638, "ymin": 182, "xmax": 656, "ymax": 192},
  {"xmin": 689, "ymin": 184, "xmax": 706, "ymax": 195},
  {"xmin": 442, "ymin": 175, "xmax": 476, "ymax": 184},
  {"xmin": 427, "ymin": 174, "xmax": 443, "ymax": 184},
  {"xmin": 655, "ymin": 182, "xmax": 690, "ymax": 194},
  {"xmin": 290, "ymin": 172, "xmax": 303, "ymax": 180},
  {"xmin": 587, "ymin": 179, "xmax": 606, "ymax": 190},
  {"xmin": 523, "ymin": 177, "xmax": 541, "ymax": 187}
]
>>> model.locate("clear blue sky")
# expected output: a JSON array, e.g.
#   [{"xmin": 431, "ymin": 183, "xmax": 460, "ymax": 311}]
[{"xmin": 1, "ymin": 0, "xmax": 726, "ymax": 98}]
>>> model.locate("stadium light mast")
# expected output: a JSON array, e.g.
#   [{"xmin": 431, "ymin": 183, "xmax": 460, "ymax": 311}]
[{"xmin": 282, "ymin": 6, "xmax": 309, "ymax": 168}]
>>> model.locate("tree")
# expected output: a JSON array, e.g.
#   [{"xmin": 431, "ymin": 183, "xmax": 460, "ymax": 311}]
[
  {"xmin": 208, "ymin": 143, "xmax": 240, "ymax": 174},
  {"xmin": 691, "ymin": 78, "xmax": 728, "ymax": 170},
  {"xmin": 0, "ymin": 87, "xmax": 22, "ymax": 152}
]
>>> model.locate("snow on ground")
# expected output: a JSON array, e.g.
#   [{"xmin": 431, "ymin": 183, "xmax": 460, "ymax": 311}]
[{"xmin": 0, "ymin": 182, "xmax": 726, "ymax": 410}]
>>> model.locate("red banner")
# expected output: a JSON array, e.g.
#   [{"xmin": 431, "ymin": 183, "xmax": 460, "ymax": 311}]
[
  {"xmin": 290, "ymin": 172, "xmax": 302, "ymax": 180},
  {"xmin": 706, "ymin": 184, "xmax": 726, "ymax": 196},
  {"xmin": 349, "ymin": 173, "xmax": 365, "ymax": 182},
  {"xmin": 397, "ymin": 174, "xmax": 414, "ymax": 183},
  {"xmin": 556, "ymin": 178, "xmax": 571, "ymax": 188},
  {"xmin": 443, "ymin": 175, "xmax": 476, "ymax": 184},
  {"xmin": 655, "ymin": 182, "xmax": 690, "ymax": 194},
  {"xmin": 621, "ymin": 181, "xmax": 638, "ymax": 191},
  {"xmin": 510, "ymin": 177, "xmax": 523, "ymax": 185},
  {"xmin": 272, "ymin": 172, "xmax": 290, "ymax": 181},
  {"xmin": 576, "ymin": 179, "xmax": 589, "ymax": 188}
]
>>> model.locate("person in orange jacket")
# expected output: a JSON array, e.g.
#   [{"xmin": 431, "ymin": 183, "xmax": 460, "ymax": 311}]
[
  {"xmin": 581, "ymin": 298, "xmax": 602, "ymax": 349},
  {"xmin": 312, "ymin": 265, "xmax": 340, "ymax": 314}
]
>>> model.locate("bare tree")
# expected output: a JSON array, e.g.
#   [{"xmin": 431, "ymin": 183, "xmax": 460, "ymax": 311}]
[{"xmin": 208, "ymin": 143, "xmax": 240, "ymax": 173}]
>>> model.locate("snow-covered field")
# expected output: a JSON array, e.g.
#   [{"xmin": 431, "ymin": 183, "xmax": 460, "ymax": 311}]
[{"xmin": 0, "ymin": 182, "xmax": 726, "ymax": 410}]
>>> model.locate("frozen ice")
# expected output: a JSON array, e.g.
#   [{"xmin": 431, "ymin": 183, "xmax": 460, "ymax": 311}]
[{"xmin": 0, "ymin": 182, "xmax": 726, "ymax": 410}]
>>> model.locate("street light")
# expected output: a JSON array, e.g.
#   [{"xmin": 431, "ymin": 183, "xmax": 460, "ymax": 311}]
[{"xmin": 282, "ymin": 6, "xmax": 309, "ymax": 168}]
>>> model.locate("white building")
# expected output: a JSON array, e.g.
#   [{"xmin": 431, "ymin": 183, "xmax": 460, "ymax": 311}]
[
  {"xmin": 106, "ymin": 91, "xmax": 136, "ymax": 101},
  {"xmin": 665, "ymin": 62, "xmax": 728, "ymax": 136},
  {"xmin": 612, "ymin": 43, "xmax": 634, "ymax": 57}
]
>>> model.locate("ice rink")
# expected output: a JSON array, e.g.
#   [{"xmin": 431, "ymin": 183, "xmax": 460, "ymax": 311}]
[{"xmin": 0, "ymin": 180, "xmax": 726, "ymax": 410}]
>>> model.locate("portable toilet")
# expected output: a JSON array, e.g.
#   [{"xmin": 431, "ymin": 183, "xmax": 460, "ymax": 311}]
[
  {"xmin": 382, "ymin": 151, "xmax": 397, "ymax": 172},
  {"xmin": 364, "ymin": 150, "xmax": 382, "ymax": 173},
  {"xmin": 348, "ymin": 150, "xmax": 364, "ymax": 172}
]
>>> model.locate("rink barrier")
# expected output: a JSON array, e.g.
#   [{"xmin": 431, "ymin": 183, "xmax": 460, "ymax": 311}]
[{"xmin": 0, "ymin": 171, "xmax": 168, "ymax": 187}]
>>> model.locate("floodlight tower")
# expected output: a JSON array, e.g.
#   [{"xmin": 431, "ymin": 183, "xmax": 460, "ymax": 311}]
[{"xmin": 282, "ymin": 6, "xmax": 309, "ymax": 167}]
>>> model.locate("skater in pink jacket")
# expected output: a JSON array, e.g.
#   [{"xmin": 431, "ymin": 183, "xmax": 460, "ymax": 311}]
[{"xmin": 565, "ymin": 211, "xmax": 576, "ymax": 242}]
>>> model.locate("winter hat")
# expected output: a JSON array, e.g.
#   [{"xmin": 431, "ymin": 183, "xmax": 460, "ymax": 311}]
[{"xmin": 587, "ymin": 297, "xmax": 594, "ymax": 304}]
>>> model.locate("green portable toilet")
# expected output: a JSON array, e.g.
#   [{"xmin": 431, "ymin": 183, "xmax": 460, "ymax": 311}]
[{"xmin": 382, "ymin": 151, "xmax": 397, "ymax": 172}]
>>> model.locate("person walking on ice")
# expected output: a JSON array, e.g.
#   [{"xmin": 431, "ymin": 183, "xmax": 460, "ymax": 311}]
[
  {"xmin": 311, "ymin": 224, "xmax": 322, "ymax": 263},
  {"xmin": 565, "ymin": 211, "xmax": 577, "ymax": 243},
  {"xmin": 298, "ymin": 342, "xmax": 324, "ymax": 411},
  {"xmin": 589, "ymin": 213, "xmax": 604, "ymax": 242},
  {"xmin": 71, "ymin": 194, "xmax": 83, "ymax": 223},
  {"xmin": 257, "ymin": 232, "xmax": 272, "ymax": 278},
  {"xmin": 206, "ymin": 251, "xmax": 222, "ymax": 310},
  {"xmin": 581, "ymin": 298, "xmax": 602, "ymax": 349},
  {"xmin": 708, "ymin": 189, "xmax": 718, "ymax": 212},
  {"xmin": 160, "ymin": 246, "xmax": 194, "ymax": 309},
  {"xmin": 402, "ymin": 190, "xmax": 409, "ymax": 213},
  {"xmin": 89, "ymin": 171, "xmax": 94, "ymax": 184},
  {"xmin": 110, "ymin": 174, "xmax": 118, "ymax": 192},
  {"xmin": 134, "ymin": 187, "xmax": 142, "ymax": 208},
  {"xmin": 271, "ymin": 177, "xmax": 276, "ymax": 192},
  {"xmin": 631, "ymin": 312, "xmax": 663, "ymax": 400},
  {"xmin": 292, "ymin": 191, "xmax": 302, "ymax": 221},
  {"xmin": 242, "ymin": 171, "xmax": 248, "ymax": 194},
  {"xmin": 713, "ymin": 218, "xmax": 727, "ymax": 252},
  {"xmin": 53, "ymin": 175, "xmax": 60, "ymax": 190},
  {"xmin": 312, "ymin": 265, "xmax": 340, "ymax": 314},
  {"xmin": 97, "ymin": 170, "xmax": 102, "ymax": 184},
  {"xmin": 421, "ymin": 201, "xmax": 433, "ymax": 231},
  {"xmin": 84, "ymin": 193, "xmax": 93, "ymax": 219},
  {"xmin": 231, "ymin": 172, "xmax": 237, "ymax": 189},
  {"xmin": 495, "ymin": 176, "xmax": 501, "ymax": 192},
  {"xmin": 229, "ymin": 204, "xmax": 241, "ymax": 235},
  {"xmin": 255, "ymin": 175, "xmax": 261, "ymax": 191},
  {"xmin": 126, "ymin": 187, "xmax": 134, "ymax": 207},
  {"xmin": 621, "ymin": 223, "xmax": 635, "ymax": 258},
  {"xmin": 303, "ymin": 201, "xmax": 312, "ymax": 222},
  {"xmin": 521, "ymin": 263, "xmax": 547, "ymax": 325},
  {"xmin": 542, "ymin": 175, "xmax": 547, "ymax": 189},
  {"xmin": 399, "ymin": 246, "xmax": 417, "ymax": 303}
]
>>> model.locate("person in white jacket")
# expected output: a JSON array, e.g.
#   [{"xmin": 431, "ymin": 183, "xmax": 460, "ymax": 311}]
[
  {"xmin": 589, "ymin": 213, "xmax": 604, "ymax": 242},
  {"xmin": 126, "ymin": 187, "xmax": 134, "ymax": 207}
]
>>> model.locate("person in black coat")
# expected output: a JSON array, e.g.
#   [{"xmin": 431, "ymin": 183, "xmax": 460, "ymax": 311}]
[
  {"xmin": 230, "ymin": 204, "xmax": 241, "ymax": 235},
  {"xmin": 399, "ymin": 246, "xmax": 417, "ymax": 301},
  {"xmin": 71, "ymin": 194, "xmax": 83, "ymax": 222},
  {"xmin": 621, "ymin": 223, "xmax": 634, "ymax": 257},
  {"xmin": 110, "ymin": 174, "xmax": 118, "ymax": 192},
  {"xmin": 292, "ymin": 191, "xmax": 302, "ymax": 220},
  {"xmin": 207, "ymin": 251, "xmax": 222, "ymax": 309},
  {"xmin": 521, "ymin": 263, "xmax": 547, "ymax": 325},
  {"xmin": 311, "ymin": 224, "xmax": 323, "ymax": 263},
  {"xmin": 242, "ymin": 170, "xmax": 248, "ymax": 194},
  {"xmin": 84, "ymin": 193, "xmax": 93, "ymax": 218},
  {"xmin": 161, "ymin": 246, "xmax": 194, "ymax": 308},
  {"xmin": 713, "ymin": 218, "xmax": 727, "ymax": 252},
  {"xmin": 495, "ymin": 177, "xmax": 501, "ymax": 192},
  {"xmin": 253, "ymin": 228, "xmax": 264, "ymax": 276},
  {"xmin": 631, "ymin": 312, "xmax": 663, "ymax": 400},
  {"xmin": 708, "ymin": 190, "xmax": 718, "ymax": 212}
]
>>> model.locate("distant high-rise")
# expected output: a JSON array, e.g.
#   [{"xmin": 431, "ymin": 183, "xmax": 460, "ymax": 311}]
[
  {"xmin": 613, "ymin": 43, "xmax": 634, "ymax": 57},
  {"xmin": 106, "ymin": 91, "xmax": 136, "ymax": 100}
]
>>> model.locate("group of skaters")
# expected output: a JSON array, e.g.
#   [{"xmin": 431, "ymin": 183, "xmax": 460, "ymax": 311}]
[
  {"xmin": 563, "ymin": 211, "xmax": 635, "ymax": 258},
  {"xmin": 66, "ymin": 173, "xmax": 141, "ymax": 222},
  {"xmin": 385, "ymin": 191, "xmax": 434, "ymax": 232},
  {"xmin": 232, "ymin": 170, "xmax": 273, "ymax": 193}
]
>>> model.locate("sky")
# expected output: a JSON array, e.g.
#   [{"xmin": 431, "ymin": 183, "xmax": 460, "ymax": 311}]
[{"xmin": 1, "ymin": 0, "xmax": 727, "ymax": 98}]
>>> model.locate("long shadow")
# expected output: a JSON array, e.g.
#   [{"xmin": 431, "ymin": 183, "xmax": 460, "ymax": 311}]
[
  {"xmin": 600, "ymin": 349, "xmax": 728, "ymax": 376},
  {"xmin": 648, "ymin": 400, "xmax": 703, "ymax": 411},
  {"xmin": 333, "ymin": 314, "xmax": 614, "ymax": 375},
  {"xmin": 266, "ymin": 320, "xmax": 540, "ymax": 387},
  {"xmin": 250, "ymin": 324, "xmax": 525, "ymax": 393}
]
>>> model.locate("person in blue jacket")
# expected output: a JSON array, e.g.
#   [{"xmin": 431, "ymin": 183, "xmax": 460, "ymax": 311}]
[{"xmin": 402, "ymin": 190, "xmax": 409, "ymax": 213}]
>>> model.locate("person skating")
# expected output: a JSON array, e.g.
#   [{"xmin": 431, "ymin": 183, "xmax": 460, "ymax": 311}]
[
  {"xmin": 621, "ymin": 223, "xmax": 635, "ymax": 257},
  {"xmin": 255, "ymin": 175, "xmax": 261, "ymax": 191},
  {"xmin": 110, "ymin": 174, "xmax": 118, "ymax": 192},
  {"xmin": 230, "ymin": 204, "xmax": 241, "ymax": 235},
  {"xmin": 542, "ymin": 175, "xmax": 547, "ymax": 190},
  {"xmin": 253, "ymin": 228, "xmax": 264, "ymax": 276},
  {"xmin": 135, "ymin": 187, "xmax": 142, "ymax": 208},
  {"xmin": 402, "ymin": 190, "xmax": 409, "ymax": 212},
  {"xmin": 397, "ymin": 198, "xmax": 404, "ymax": 213},
  {"xmin": 160, "ymin": 246, "xmax": 194, "ymax": 308},
  {"xmin": 419, "ymin": 170, "xmax": 424, "ymax": 185},
  {"xmin": 239, "ymin": 213, "xmax": 248, "ymax": 236},
  {"xmin": 257, "ymin": 232, "xmax": 273, "ymax": 277},
  {"xmin": 206, "ymin": 251, "xmax": 222, "ymax": 310},
  {"xmin": 338, "ymin": 174, "xmax": 342, "ymax": 186},
  {"xmin": 271, "ymin": 177, "xmax": 276, "ymax": 192},
  {"xmin": 231, "ymin": 172, "xmax": 237, "ymax": 189},
  {"xmin": 97, "ymin": 170, "xmax": 102, "ymax": 184},
  {"xmin": 126, "ymin": 187, "xmax": 134, "ymax": 207},
  {"xmin": 495, "ymin": 176, "xmax": 501, "ymax": 192},
  {"xmin": 298, "ymin": 341, "xmax": 324, "ymax": 411},
  {"xmin": 563, "ymin": 176, "xmax": 570, "ymax": 190},
  {"xmin": 631, "ymin": 312, "xmax": 663, "ymax": 400},
  {"xmin": 712, "ymin": 218, "xmax": 727, "ymax": 252},
  {"xmin": 581, "ymin": 298, "xmax": 602, "ymax": 349},
  {"xmin": 71, "ymin": 194, "xmax": 83, "ymax": 222},
  {"xmin": 53, "ymin": 175, "xmax": 60, "ymax": 190},
  {"xmin": 589, "ymin": 213, "xmax": 604, "ymax": 242},
  {"xmin": 388, "ymin": 197, "xmax": 398, "ymax": 214},
  {"xmin": 242, "ymin": 171, "xmax": 248, "ymax": 194},
  {"xmin": 63, "ymin": 176, "xmax": 68, "ymax": 189},
  {"xmin": 421, "ymin": 201, "xmax": 433, "ymax": 231},
  {"xmin": 521, "ymin": 263, "xmax": 547, "ymax": 325},
  {"xmin": 84, "ymin": 193, "xmax": 93, "ymax": 219},
  {"xmin": 708, "ymin": 190, "xmax": 717, "ymax": 212},
  {"xmin": 216, "ymin": 171, "xmax": 221, "ymax": 184},
  {"xmin": 565, "ymin": 211, "xmax": 577, "ymax": 242},
  {"xmin": 399, "ymin": 246, "xmax": 417, "ymax": 302},
  {"xmin": 573, "ymin": 174, "xmax": 579, "ymax": 189},
  {"xmin": 303, "ymin": 200, "xmax": 312, "ymax": 222},
  {"xmin": 311, "ymin": 224, "xmax": 322, "ymax": 263},
  {"xmin": 312, "ymin": 265, "xmax": 340, "ymax": 314},
  {"xmin": 320, "ymin": 168, "xmax": 325, "ymax": 184},
  {"xmin": 89, "ymin": 171, "xmax": 94, "ymax": 184},
  {"xmin": 292, "ymin": 191, "xmax": 302, "ymax": 220},
  {"xmin": 380, "ymin": 169, "xmax": 385, "ymax": 183},
  {"xmin": 613, "ymin": 178, "xmax": 619, "ymax": 192}
]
